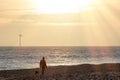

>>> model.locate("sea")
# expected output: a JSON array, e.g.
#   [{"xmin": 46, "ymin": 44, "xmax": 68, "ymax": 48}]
[{"xmin": 0, "ymin": 46, "xmax": 120, "ymax": 70}]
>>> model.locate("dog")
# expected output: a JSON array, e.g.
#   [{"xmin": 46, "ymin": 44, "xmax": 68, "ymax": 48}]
[{"xmin": 35, "ymin": 70, "xmax": 39, "ymax": 75}]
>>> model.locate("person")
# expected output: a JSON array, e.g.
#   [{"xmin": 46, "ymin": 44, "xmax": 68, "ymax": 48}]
[{"xmin": 40, "ymin": 57, "xmax": 47, "ymax": 75}]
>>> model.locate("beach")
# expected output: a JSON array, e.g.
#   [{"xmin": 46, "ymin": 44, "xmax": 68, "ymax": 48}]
[{"xmin": 0, "ymin": 63, "xmax": 120, "ymax": 80}]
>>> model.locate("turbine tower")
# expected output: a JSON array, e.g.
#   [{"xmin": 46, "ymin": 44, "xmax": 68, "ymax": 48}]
[{"xmin": 19, "ymin": 34, "xmax": 22, "ymax": 46}]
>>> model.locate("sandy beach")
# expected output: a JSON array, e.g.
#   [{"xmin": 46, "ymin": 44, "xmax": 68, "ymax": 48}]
[{"xmin": 0, "ymin": 63, "xmax": 120, "ymax": 80}]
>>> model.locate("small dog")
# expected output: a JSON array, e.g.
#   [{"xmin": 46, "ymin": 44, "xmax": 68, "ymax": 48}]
[{"xmin": 35, "ymin": 71, "xmax": 39, "ymax": 75}]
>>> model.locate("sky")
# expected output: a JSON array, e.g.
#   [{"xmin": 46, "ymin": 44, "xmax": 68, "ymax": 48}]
[{"xmin": 0, "ymin": 0, "xmax": 120, "ymax": 46}]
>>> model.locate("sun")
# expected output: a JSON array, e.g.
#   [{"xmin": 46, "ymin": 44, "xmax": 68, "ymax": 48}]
[{"xmin": 30, "ymin": 0, "xmax": 100, "ymax": 14}]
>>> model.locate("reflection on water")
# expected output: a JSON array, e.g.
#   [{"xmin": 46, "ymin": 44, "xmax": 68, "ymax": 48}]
[{"xmin": 0, "ymin": 47, "xmax": 120, "ymax": 70}]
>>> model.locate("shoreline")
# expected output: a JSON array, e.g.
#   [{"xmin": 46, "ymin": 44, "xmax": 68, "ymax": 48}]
[
  {"xmin": 0, "ymin": 63, "xmax": 120, "ymax": 80},
  {"xmin": 1, "ymin": 62, "xmax": 120, "ymax": 71}
]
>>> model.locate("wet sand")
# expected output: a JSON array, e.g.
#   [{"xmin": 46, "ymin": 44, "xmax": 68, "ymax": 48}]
[{"xmin": 0, "ymin": 63, "xmax": 120, "ymax": 80}]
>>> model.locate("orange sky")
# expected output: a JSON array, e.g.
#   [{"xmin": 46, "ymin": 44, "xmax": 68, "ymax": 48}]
[{"xmin": 0, "ymin": 0, "xmax": 120, "ymax": 46}]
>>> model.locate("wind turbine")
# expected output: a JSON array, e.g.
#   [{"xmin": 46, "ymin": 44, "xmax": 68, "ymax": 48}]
[{"xmin": 19, "ymin": 34, "xmax": 22, "ymax": 46}]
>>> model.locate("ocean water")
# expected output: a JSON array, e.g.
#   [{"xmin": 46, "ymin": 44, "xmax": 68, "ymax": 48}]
[{"xmin": 0, "ymin": 46, "xmax": 120, "ymax": 70}]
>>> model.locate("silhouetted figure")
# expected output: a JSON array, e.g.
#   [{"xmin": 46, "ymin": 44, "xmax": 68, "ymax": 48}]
[{"xmin": 40, "ymin": 57, "xmax": 47, "ymax": 75}]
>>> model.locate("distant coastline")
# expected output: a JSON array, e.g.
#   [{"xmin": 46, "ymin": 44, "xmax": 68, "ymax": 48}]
[{"xmin": 0, "ymin": 46, "xmax": 120, "ymax": 48}]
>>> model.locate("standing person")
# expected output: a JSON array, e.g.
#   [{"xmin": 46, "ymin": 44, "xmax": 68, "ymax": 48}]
[{"xmin": 40, "ymin": 57, "xmax": 47, "ymax": 75}]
